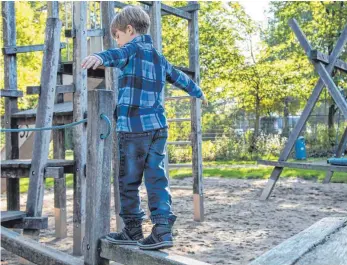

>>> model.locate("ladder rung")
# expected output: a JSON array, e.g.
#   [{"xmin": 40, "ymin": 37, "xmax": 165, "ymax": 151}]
[
  {"xmin": 0, "ymin": 89, "xmax": 23, "ymax": 98},
  {"xmin": 65, "ymin": 29, "xmax": 105, "ymax": 38},
  {"xmin": 165, "ymin": 96, "xmax": 191, "ymax": 101},
  {"xmin": 168, "ymin": 164, "xmax": 192, "ymax": 168},
  {"xmin": 167, "ymin": 118, "xmax": 190, "ymax": 123},
  {"xmin": 27, "ymin": 85, "xmax": 75, "ymax": 95},
  {"xmin": 3, "ymin": 43, "xmax": 66, "ymax": 55},
  {"xmin": 167, "ymin": 141, "xmax": 191, "ymax": 145}
]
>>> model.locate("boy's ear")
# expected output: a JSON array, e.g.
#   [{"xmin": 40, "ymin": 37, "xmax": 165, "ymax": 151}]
[{"xmin": 127, "ymin": 25, "xmax": 135, "ymax": 35}]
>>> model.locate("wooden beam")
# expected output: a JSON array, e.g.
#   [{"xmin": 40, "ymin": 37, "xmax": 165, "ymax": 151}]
[
  {"xmin": 2, "ymin": 216, "xmax": 48, "ymax": 229},
  {"xmin": 0, "ymin": 89, "xmax": 23, "ymax": 98},
  {"xmin": 1, "ymin": 226, "xmax": 84, "ymax": 265},
  {"xmin": 188, "ymin": 1, "xmax": 204, "ymax": 222},
  {"xmin": 250, "ymin": 217, "xmax": 347, "ymax": 265},
  {"xmin": 258, "ymin": 160, "xmax": 347, "ymax": 172},
  {"xmin": 165, "ymin": 96, "xmax": 191, "ymax": 101},
  {"xmin": 27, "ymin": 84, "xmax": 75, "ymax": 95},
  {"xmin": 101, "ymin": 1, "xmax": 123, "ymax": 233},
  {"xmin": 140, "ymin": 2, "xmax": 192, "ymax": 20},
  {"xmin": 2, "ymin": 0, "xmax": 20, "ymax": 212},
  {"xmin": 310, "ymin": 50, "xmax": 347, "ymax": 73},
  {"xmin": 72, "ymin": 2, "xmax": 88, "ymax": 255},
  {"xmin": 84, "ymin": 90, "xmax": 113, "ymax": 265},
  {"xmin": 1, "ymin": 211, "xmax": 26, "ymax": 222},
  {"xmin": 45, "ymin": 167, "xmax": 65, "ymax": 179},
  {"xmin": 100, "ymin": 240, "xmax": 210, "ymax": 265},
  {"xmin": 2, "ymin": 43, "xmax": 66, "ymax": 55},
  {"xmin": 65, "ymin": 29, "xmax": 104, "ymax": 38},
  {"xmin": 167, "ymin": 118, "xmax": 190, "ymax": 122}
]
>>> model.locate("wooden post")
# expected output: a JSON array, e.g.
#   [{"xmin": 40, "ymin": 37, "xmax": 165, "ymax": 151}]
[
  {"xmin": 47, "ymin": 1, "xmax": 68, "ymax": 240},
  {"xmin": 101, "ymin": 1, "xmax": 123, "ymax": 232},
  {"xmin": 188, "ymin": 2, "xmax": 204, "ymax": 222},
  {"xmin": 2, "ymin": 1, "xmax": 20, "ymax": 211},
  {"xmin": 84, "ymin": 90, "xmax": 113, "ymax": 265},
  {"xmin": 25, "ymin": 17, "xmax": 62, "ymax": 237},
  {"xmin": 72, "ymin": 1, "xmax": 88, "ymax": 255}
]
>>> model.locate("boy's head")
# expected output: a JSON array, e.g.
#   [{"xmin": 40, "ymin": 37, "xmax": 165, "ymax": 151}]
[{"xmin": 111, "ymin": 6, "xmax": 150, "ymax": 47}]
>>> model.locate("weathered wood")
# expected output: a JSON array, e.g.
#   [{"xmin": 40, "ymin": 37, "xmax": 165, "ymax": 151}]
[
  {"xmin": 54, "ymin": 172, "xmax": 67, "ymax": 238},
  {"xmin": 101, "ymin": 1, "xmax": 123, "ymax": 232},
  {"xmin": 2, "ymin": 216, "xmax": 48, "ymax": 229},
  {"xmin": 250, "ymin": 217, "xmax": 347, "ymax": 265},
  {"xmin": 45, "ymin": 167, "xmax": 64, "ymax": 179},
  {"xmin": 1, "ymin": 211, "xmax": 26, "ymax": 222},
  {"xmin": 1, "ymin": 226, "xmax": 84, "ymax": 265},
  {"xmin": 100, "ymin": 240, "xmax": 210, "ymax": 265},
  {"xmin": 72, "ymin": 2, "xmax": 88, "ymax": 255},
  {"xmin": 168, "ymin": 118, "xmax": 190, "ymax": 122},
  {"xmin": 167, "ymin": 141, "xmax": 191, "ymax": 145},
  {"xmin": 168, "ymin": 164, "xmax": 192, "ymax": 168},
  {"xmin": 27, "ymin": 84, "xmax": 75, "ymax": 95},
  {"xmin": 140, "ymin": 1, "xmax": 192, "ymax": 20},
  {"xmin": 25, "ymin": 17, "xmax": 62, "ymax": 239},
  {"xmin": 165, "ymin": 96, "xmax": 191, "ymax": 101},
  {"xmin": 1, "ymin": 159, "xmax": 74, "ymax": 169},
  {"xmin": 323, "ymin": 127, "xmax": 347, "ymax": 183},
  {"xmin": 310, "ymin": 50, "xmax": 347, "ymax": 73},
  {"xmin": 0, "ymin": 89, "xmax": 23, "ymax": 97},
  {"xmin": 188, "ymin": 1, "xmax": 204, "ymax": 222},
  {"xmin": 65, "ymin": 29, "xmax": 104, "ymax": 38},
  {"xmin": 2, "ymin": 43, "xmax": 66, "ymax": 55},
  {"xmin": 260, "ymin": 20, "xmax": 347, "ymax": 200},
  {"xmin": 84, "ymin": 90, "xmax": 113, "ymax": 265},
  {"xmin": 2, "ymin": 1, "xmax": 20, "ymax": 211},
  {"xmin": 258, "ymin": 160, "xmax": 347, "ymax": 172}
]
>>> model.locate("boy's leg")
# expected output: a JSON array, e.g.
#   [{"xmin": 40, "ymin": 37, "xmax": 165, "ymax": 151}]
[
  {"xmin": 138, "ymin": 128, "xmax": 177, "ymax": 250},
  {"xmin": 106, "ymin": 131, "xmax": 151, "ymax": 245}
]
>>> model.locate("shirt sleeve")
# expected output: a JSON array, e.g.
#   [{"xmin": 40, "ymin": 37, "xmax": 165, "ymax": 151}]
[
  {"xmin": 94, "ymin": 42, "xmax": 137, "ymax": 69},
  {"xmin": 163, "ymin": 56, "xmax": 205, "ymax": 99}
]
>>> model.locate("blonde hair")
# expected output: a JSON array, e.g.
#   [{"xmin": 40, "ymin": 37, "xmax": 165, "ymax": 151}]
[{"xmin": 111, "ymin": 6, "xmax": 150, "ymax": 36}]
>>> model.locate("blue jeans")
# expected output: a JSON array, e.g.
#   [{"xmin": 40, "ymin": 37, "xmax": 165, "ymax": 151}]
[{"xmin": 118, "ymin": 127, "xmax": 176, "ymax": 225}]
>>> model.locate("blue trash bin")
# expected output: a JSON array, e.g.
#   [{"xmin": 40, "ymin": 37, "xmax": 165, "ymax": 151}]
[{"xmin": 295, "ymin": 136, "xmax": 307, "ymax": 160}]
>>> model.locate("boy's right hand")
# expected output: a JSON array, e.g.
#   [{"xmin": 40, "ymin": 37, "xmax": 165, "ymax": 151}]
[
  {"xmin": 200, "ymin": 95, "xmax": 208, "ymax": 106},
  {"xmin": 81, "ymin": 55, "xmax": 102, "ymax": 70}
]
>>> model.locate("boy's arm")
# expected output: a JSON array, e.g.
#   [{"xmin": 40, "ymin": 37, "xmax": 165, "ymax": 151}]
[
  {"xmin": 164, "ymin": 57, "xmax": 207, "ymax": 102},
  {"xmin": 82, "ymin": 43, "xmax": 137, "ymax": 69}
]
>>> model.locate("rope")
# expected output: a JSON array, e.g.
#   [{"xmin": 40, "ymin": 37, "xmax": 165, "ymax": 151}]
[
  {"xmin": 100, "ymin": 114, "xmax": 111, "ymax": 139},
  {"xmin": 0, "ymin": 119, "xmax": 87, "ymax": 132}
]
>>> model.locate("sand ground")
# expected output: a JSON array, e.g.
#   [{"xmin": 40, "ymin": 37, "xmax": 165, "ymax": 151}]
[{"xmin": 1, "ymin": 177, "xmax": 346, "ymax": 265}]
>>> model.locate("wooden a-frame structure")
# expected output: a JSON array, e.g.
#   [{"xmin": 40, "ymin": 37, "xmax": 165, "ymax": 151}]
[{"xmin": 259, "ymin": 19, "xmax": 347, "ymax": 200}]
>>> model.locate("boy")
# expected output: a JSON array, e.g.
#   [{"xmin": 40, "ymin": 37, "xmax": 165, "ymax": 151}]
[{"xmin": 82, "ymin": 6, "xmax": 207, "ymax": 250}]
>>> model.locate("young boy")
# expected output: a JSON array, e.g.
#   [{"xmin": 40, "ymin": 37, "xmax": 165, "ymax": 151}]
[{"xmin": 82, "ymin": 6, "xmax": 207, "ymax": 250}]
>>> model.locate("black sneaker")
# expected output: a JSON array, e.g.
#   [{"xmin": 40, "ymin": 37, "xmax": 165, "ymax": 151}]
[
  {"xmin": 106, "ymin": 226, "xmax": 144, "ymax": 245},
  {"xmin": 137, "ymin": 224, "xmax": 173, "ymax": 250}
]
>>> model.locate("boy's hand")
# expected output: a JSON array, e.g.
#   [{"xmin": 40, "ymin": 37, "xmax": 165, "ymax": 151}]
[
  {"xmin": 200, "ymin": 95, "xmax": 208, "ymax": 107},
  {"xmin": 81, "ymin": 55, "xmax": 102, "ymax": 70}
]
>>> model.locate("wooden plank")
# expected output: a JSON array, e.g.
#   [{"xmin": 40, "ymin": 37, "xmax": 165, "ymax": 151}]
[
  {"xmin": 140, "ymin": 1, "xmax": 192, "ymax": 20},
  {"xmin": 260, "ymin": 20, "xmax": 347, "ymax": 200},
  {"xmin": 45, "ymin": 167, "xmax": 64, "ymax": 179},
  {"xmin": 100, "ymin": 240, "xmax": 210, "ymax": 265},
  {"xmin": 310, "ymin": 50, "xmax": 347, "ymax": 73},
  {"xmin": 168, "ymin": 118, "xmax": 190, "ymax": 122},
  {"xmin": 27, "ymin": 84, "xmax": 75, "ymax": 95},
  {"xmin": 2, "ymin": 43, "xmax": 66, "ymax": 54},
  {"xmin": 1, "ymin": 226, "xmax": 84, "ymax": 265},
  {"xmin": 167, "ymin": 141, "xmax": 191, "ymax": 145},
  {"xmin": 72, "ymin": 2, "xmax": 88, "ymax": 255},
  {"xmin": 2, "ymin": 216, "xmax": 48, "ymax": 229},
  {"xmin": 188, "ymin": 1, "xmax": 204, "ymax": 222},
  {"xmin": 25, "ymin": 17, "xmax": 62, "ymax": 238},
  {"xmin": 12, "ymin": 101, "xmax": 73, "ymax": 119},
  {"xmin": 0, "ymin": 89, "xmax": 23, "ymax": 97},
  {"xmin": 1, "ymin": 159, "xmax": 74, "ymax": 169},
  {"xmin": 295, "ymin": 225, "xmax": 347, "ymax": 265},
  {"xmin": 84, "ymin": 90, "xmax": 113, "ymax": 265},
  {"xmin": 101, "ymin": 1, "xmax": 123, "ymax": 232},
  {"xmin": 165, "ymin": 96, "xmax": 191, "ymax": 101},
  {"xmin": 323, "ymin": 127, "xmax": 347, "ymax": 183},
  {"xmin": 168, "ymin": 164, "xmax": 192, "ymax": 168},
  {"xmin": 65, "ymin": 29, "xmax": 104, "ymax": 38},
  {"xmin": 1, "ymin": 211, "xmax": 26, "ymax": 222},
  {"xmin": 2, "ymin": 1, "xmax": 20, "ymax": 211},
  {"xmin": 258, "ymin": 160, "xmax": 347, "ymax": 172},
  {"xmin": 249, "ymin": 217, "xmax": 347, "ymax": 265}
]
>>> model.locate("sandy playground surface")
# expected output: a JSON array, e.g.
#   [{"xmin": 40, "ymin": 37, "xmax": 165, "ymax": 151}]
[{"xmin": 1, "ymin": 177, "xmax": 347, "ymax": 265}]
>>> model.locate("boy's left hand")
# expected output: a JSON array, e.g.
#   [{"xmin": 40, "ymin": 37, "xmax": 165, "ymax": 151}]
[{"xmin": 81, "ymin": 55, "xmax": 102, "ymax": 70}]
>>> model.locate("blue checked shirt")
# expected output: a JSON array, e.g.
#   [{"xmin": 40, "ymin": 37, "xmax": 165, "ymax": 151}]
[{"xmin": 95, "ymin": 34, "xmax": 204, "ymax": 132}]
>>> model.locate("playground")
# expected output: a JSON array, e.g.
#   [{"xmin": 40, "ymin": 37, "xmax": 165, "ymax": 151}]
[
  {"xmin": 1, "ymin": 1, "xmax": 347, "ymax": 265},
  {"xmin": 2, "ymin": 177, "xmax": 346, "ymax": 265}
]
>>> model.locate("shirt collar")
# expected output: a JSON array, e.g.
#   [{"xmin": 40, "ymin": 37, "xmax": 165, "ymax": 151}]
[{"xmin": 130, "ymin": 34, "xmax": 153, "ymax": 44}]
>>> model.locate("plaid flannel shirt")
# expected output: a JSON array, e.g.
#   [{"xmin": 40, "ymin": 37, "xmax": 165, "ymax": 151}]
[{"xmin": 95, "ymin": 34, "xmax": 204, "ymax": 132}]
